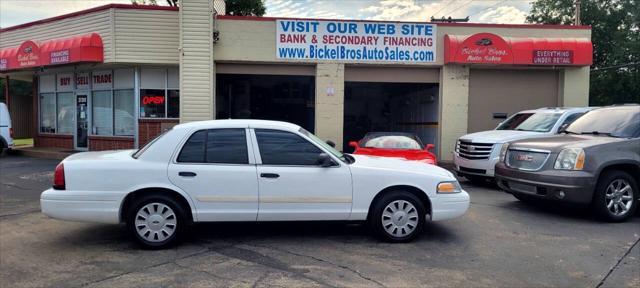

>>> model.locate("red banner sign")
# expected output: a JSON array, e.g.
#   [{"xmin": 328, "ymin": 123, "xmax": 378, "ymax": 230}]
[
  {"xmin": 445, "ymin": 33, "xmax": 592, "ymax": 66},
  {"xmin": 0, "ymin": 33, "xmax": 103, "ymax": 72},
  {"xmin": 532, "ymin": 50, "xmax": 574, "ymax": 65}
]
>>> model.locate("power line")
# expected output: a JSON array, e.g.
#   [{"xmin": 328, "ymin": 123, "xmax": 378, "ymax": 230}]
[
  {"xmin": 441, "ymin": 0, "xmax": 474, "ymax": 17},
  {"xmin": 468, "ymin": 0, "xmax": 508, "ymax": 18},
  {"xmin": 431, "ymin": 0, "xmax": 457, "ymax": 17}
]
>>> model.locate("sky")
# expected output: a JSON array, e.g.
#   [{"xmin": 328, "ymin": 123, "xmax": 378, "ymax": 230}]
[{"xmin": 0, "ymin": 0, "xmax": 533, "ymax": 28}]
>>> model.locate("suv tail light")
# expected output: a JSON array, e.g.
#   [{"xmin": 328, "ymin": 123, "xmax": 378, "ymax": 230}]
[
  {"xmin": 9, "ymin": 128, "xmax": 13, "ymax": 138},
  {"xmin": 53, "ymin": 163, "xmax": 65, "ymax": 190}
]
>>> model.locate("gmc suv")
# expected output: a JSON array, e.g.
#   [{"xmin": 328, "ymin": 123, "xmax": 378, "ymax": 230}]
[{"xmin": 496, "ymin": 105, "xmax": 640, "ymax": 221}]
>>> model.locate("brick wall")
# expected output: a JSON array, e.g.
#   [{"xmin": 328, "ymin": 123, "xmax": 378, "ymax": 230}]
[
  {"xmin": 35, "ymin": 134, "xmax": 73, "ymax": 150},
  {"xmin": 88, "ymin": 136, "xmax": 134, "ymax": 151},
  {"xmin": 138, "ymin": 119, "xmax": 179, "ymax": 147}
]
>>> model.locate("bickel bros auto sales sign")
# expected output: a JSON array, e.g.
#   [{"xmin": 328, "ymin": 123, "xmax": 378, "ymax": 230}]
[{"xmin": 276, "ymin": 20, "xmax": 437, "ymax": 63}]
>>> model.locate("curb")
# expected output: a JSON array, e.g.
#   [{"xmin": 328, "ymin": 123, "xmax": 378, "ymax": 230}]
[{"xmin": 8, "ymin": 148, "xmax": 72, "ymax": 160}]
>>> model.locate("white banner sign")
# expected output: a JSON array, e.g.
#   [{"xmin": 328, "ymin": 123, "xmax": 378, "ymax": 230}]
[
  {"xmin": 92, "ymin": 70, "xmax": 112, "ymax": 90},
  {"xmin": 276, "ymin": 20, "xmax": 437, "ymax": 63}
]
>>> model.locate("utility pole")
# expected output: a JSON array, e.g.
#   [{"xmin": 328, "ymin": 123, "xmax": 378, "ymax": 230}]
[{"xmin": 574, "ymin": 0, "xmax": 581, "ymax": 25}]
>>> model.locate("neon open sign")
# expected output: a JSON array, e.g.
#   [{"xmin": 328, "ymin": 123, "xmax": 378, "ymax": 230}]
[{"xmin": 142, "ymin": 95, "xmax": 165, "ymax": 105}]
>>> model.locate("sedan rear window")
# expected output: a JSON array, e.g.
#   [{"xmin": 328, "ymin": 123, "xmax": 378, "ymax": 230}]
[
  {"xmin": 177, "ymin": 129, "xmax": 249, "ymax": 164},
  {"xmin": 132, "ymin": 129, "xmax": 171, "ymax": 159}
]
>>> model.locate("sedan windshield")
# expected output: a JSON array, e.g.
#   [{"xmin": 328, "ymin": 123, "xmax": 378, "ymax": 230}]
[
  {"xmin": 565, "ymin": 107, "xmax": 640, "ymax": 138},
  {"xmin": 299, "ymin": 128, "xmax": 347, "ymax": 162},
  {"xmin": 360, "ymin": 133, "xmax": 423, "ymax": 150},
  {"xmin": 497, "ymin": 112, "xmax": 562, "ymax": 132}
]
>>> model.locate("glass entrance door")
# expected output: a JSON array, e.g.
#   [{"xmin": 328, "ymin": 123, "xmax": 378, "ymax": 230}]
[{"xmin": 75, "ymin": 94, "xmax": 89, "ymax": 149}]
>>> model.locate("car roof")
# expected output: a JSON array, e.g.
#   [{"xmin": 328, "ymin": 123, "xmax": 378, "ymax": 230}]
[
  {"xmin": 517, "ymin": 107, "xmax": 595, "ymax": 114},
  {"xmin": 172, "ymin": 119, "xmax": 302, "ymax": 132}
]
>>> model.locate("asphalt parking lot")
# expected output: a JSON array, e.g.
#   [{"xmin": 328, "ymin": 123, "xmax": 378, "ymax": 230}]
[{"xmin": 1, "ymin": 154, "xmax": 638, "ymax": 288}]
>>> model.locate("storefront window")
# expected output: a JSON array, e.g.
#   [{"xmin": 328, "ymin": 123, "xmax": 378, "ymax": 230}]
[
  {"xmin": 40, "ymin": 93, "xmax": 56, "ymax": 133},
  {"xmin": 140, "ymin": 89, "xmax": 166, "ymax": 118},
  {"xmin": 168, "ymin": 90, "xmax": 179, "ymax": 118},
  {"xmin": 56, "ymin": 92, "xmax": 74, "ymax": 134},
  {"xmin": 92, "ymin": 91, "xmax": 113, "ymax": 135},
  {"xmin": 114, "ymin": 90, "xmax": 135, "ymax": 136},
  {"xmin": 139, "ymin": 67, "xmax": 179, "ymax": 119}
]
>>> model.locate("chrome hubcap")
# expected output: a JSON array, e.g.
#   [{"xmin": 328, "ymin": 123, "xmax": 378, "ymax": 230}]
[
  {"xmin": 135, "ymin": 203, "xmax": 177, "ymax": 242},
  {"xmin": 382, "ymin": 200, "xmax": 419, "ymax": 237},
  {"xmin": 605, "ymin": 179, "xmax": 633, "ymax": 216}
]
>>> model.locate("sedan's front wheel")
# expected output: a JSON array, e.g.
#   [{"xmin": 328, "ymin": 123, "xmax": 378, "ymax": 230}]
[
  {"xmin": 370, "ymin": 191, "xmax": 426, "ymax": 242},
  {"xmin": 127, "ymin": 195, "xmax": 185, "ymax": 249}
]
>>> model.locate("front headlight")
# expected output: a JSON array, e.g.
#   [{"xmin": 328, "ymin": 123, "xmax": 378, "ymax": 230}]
[
  {"xmin": 437, "ymin": 181, "xmax": 462, "ymax": 194},
  {"xmin": 554, "ymin": 148, "xmax": 585, "ymax": 170},
  {"xmin": 499, "ymin": 143, "xmax": 509, "ymax": 162}
]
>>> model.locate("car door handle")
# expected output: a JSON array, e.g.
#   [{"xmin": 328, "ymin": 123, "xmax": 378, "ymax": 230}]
[
  {"xmin": 260, "ymin": 173, "xmax": 280, "ymax": 179},
  {"xmin": 178, "ymin": 171, "xmax": 197, "ymax": 177}
]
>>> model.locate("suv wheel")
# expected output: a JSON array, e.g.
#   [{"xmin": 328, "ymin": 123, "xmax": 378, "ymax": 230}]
[
  {"xmin": 593, "ymin": 170, "xmax": 638, "ymax": 222},
  {"xmin": 370, "ymin": 191, "xmax": 426, "ymax": 242},
  {"xmin": 126, "ymin": 195, "xmax": 186, "ymax": 249}
]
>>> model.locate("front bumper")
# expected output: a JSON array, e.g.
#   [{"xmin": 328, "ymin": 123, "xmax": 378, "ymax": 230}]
[
  {"xmin": 453, "ymin": 154, "xmax": 499, "ymax": 178},
  {"xmin": 40, "ymin": 188, "xmax": 122, "ymax": 224},
  {"xmin": 494, "ymin": 163, "xmax": 596, "ymax": 204},
  {"xmin": 431, "ymin": 190, "xmax": 470, "ymax": 221}
]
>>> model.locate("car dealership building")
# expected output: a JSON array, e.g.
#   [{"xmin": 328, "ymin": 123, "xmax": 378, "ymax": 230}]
[{"xmin": 0, "ymin": 1, "xmax": 593, "ymax": 162}]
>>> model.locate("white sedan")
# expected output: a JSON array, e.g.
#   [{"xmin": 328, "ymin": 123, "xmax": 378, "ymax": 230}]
[{"xmin": 41, "ymin": 120, "xmax": 469, "ymax": 248}]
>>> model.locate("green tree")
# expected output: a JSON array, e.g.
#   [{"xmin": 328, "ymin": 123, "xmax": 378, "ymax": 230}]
[
  {"xmin": 225, "ymin": 0, "xmax": 266, "ymax": 16},
  {"xmin": 527, "ymin": 0, "xmax": 640, "ymax": 105}
]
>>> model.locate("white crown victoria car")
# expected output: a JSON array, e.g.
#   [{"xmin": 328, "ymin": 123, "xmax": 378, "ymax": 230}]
[{"xmin": 41, "ymin": 120, "xmax": 469, "ymax": 248}]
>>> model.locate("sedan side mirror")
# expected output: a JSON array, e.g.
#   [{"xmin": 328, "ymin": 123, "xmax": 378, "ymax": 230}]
[
  {"xmin": 349, "ymin": 141, "xmax": 359, "ymax": 149},
  {"xmin": 326, "ymin": 140, "xmax": 336, "ymax": 148},
  {"xmin": 317, "ymin": 153, "xmax": 336, "ymax": 167},
  {"xmin": 425, "ymin": 144, "xmax": 435, "ymax": 151}
]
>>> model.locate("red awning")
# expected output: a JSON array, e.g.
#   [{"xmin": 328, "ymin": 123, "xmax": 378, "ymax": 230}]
[
  {"xmin": 444, "ymin": 33, "xmax": 592, "ymax": 66},
  {"xmin": 0, "ymin": 33, "xmax": 103, "ymax": 72}
]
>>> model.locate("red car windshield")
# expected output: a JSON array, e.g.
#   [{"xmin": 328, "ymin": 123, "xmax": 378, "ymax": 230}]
[{"xmin": 360, "ymin": 133, "xmax": 423, "ymax": 150}]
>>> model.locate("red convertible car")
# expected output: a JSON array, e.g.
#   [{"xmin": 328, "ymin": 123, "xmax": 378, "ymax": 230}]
[{"xmin": 349, "ymin": 132, "xmax": 437, "ymax": 165}]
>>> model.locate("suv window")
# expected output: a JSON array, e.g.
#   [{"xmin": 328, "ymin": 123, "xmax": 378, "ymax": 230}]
[
  {"xmin": 255, "ymin": 129, "xmax": 322, "ymax": 165},
  {"xmin": 566, "ymin": 107, "xmax": 640, "ymax": 138},
  {"xmin": 177, "ymin": 129, "xmax": 248, "ymax": 164},
  {"xmin": 496, "ymin": 113, "xmax": 533, "ymax": 130},
  {"xmin": 560, "ymin": 112, "xmax": 585, "ymax": 128}
]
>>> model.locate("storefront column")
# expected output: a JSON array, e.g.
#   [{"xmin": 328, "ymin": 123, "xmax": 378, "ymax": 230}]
[
  {"xmin": 559, "ymin": 66, "xmax": 590, "ymax": 107},
  {"xmin": 315, "ymin": 63, "xmax": 345, "ymax": 149},
  {"xmin": 179, "ymin": 0, "xmax": 215, "ymax": 122},
  {"xmin": 3, "ymin": 76, "xmax": 9, "ymax": 110},
  {"xmin": 439, "ymin": 64, "xmax": 469, "ymax": 162}
]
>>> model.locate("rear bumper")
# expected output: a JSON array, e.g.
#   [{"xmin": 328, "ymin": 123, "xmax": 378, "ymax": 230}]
[
  {"xmin": 494, "ymin": 163, "xmax": 596, "ymax": 204},
  {"xmin": 40, "ymin": 188, "xmax": 122, "ymax": 224},
  {"xmin": 431, "ymin": 190, "xmax": 470, "ymax": 221}
]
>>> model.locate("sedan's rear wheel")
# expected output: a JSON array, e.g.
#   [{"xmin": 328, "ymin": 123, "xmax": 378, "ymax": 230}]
[
  {"xmin": 127, "ymin": 195, "xmax": 185, "ymax": 249},
  {"xmin": 370, "ymin": 191, "xmax": 426, "ymax": 242},
  {"xmin": 593, "ymin": 170, "xmax": 638, "ymax": 222}
]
